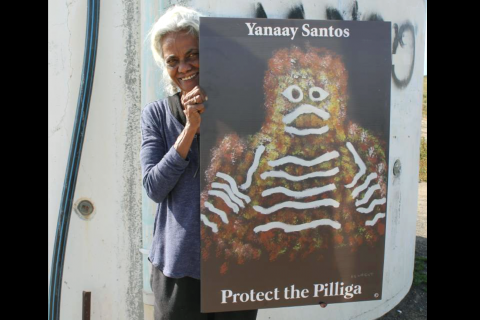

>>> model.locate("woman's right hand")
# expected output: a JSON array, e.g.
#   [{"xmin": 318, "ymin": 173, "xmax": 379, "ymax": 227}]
[
  {"xmin": 184, "ymin": 104, "xmax": 204, "ymax": 134},
  {"xmin": 181, "ymin": 86, "xmax": 207, "ymax": 133}
]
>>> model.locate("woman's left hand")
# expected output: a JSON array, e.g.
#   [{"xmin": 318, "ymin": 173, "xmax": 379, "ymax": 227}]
[{"xmin": 181, "ymin": 86, "xmax": 208, "ymax": 108}]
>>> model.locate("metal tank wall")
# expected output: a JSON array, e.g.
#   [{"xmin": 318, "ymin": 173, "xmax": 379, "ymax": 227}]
[
  {"xmin": 48, "ymin": 0, "xmax": 426, "ymax": 319},
  {"xmin": 49, "ymin": 0, "xmax": 143, "ymax": 319}
]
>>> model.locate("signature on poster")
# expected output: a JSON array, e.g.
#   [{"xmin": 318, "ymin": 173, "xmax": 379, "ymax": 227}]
[
  {"xmin": 351, "ymin": 272, "xmax": 375, "ymax": 279},
  {"xmin": 201, "ymin": 46, "xmax": 388, "ymax": 274}
]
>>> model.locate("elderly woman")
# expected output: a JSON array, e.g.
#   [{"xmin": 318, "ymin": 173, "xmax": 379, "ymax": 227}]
[{"xmin": 140, "ymin": 6, "xmax": 258, "ymax": 320}]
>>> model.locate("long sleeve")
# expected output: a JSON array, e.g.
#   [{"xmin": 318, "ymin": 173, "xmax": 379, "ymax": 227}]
[
  {"xmin": 140, "ymin": 104, "xmax": 190, "ymax": 204},
  {"xmin": 141, "ymin": 99, "xmax": 201, "ymax": 280}
]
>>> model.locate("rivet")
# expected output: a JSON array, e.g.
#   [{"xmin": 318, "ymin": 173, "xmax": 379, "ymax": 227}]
[
  {"xmin": 78, "ymin": 200, "xmax": 94, "ymax": 216},
  {"xmin": 393, "ymin": 160, "xmax": 402, "ymax": 177}
]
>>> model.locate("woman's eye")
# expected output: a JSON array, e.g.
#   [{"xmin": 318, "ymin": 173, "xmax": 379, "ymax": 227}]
[
  {"xmin": 282, "ymin": 85, "xmax": 304, "ymax": 103},
  {"xmin": 309, "ymin": 87, "xmax": 329, "ymax": 102}
]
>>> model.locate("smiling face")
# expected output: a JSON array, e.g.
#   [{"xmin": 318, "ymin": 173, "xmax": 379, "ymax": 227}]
[{"xmin": 161, "ymin": 30, "xmax": 200, "ymax": 94}]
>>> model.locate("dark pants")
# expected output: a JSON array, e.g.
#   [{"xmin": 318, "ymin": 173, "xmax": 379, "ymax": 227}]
[{"xmin": 150, "ymin": 265, "xmax": 258, "ymax": 320}]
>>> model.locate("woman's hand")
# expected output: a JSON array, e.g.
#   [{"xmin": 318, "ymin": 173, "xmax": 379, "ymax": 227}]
[
  {"xmin": 183, "ymin": 104, "xmax": 204, "ymax": 134},
  {"xmin": 181, "ymin": 86, "xmax": 207, "ymax": 134},
  {"xmin": 181, "ymin": 86, "xmax": 208, "ymax": 106}
]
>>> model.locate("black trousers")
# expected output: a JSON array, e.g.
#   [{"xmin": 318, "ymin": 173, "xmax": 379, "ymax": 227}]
[{"xmin": 150, "ymin": 264, "xmax": 258, "ymax": 320}]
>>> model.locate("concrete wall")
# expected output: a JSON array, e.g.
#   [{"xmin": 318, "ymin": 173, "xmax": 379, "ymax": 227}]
[{"xmin": 48, "ymin": 0, "xmax": 426, "ymax": 319}]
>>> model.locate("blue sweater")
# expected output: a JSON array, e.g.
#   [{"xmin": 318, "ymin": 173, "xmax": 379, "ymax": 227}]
[{"xmin": 140, "ymin": 97, "xmax": 201, "ymax": 279}]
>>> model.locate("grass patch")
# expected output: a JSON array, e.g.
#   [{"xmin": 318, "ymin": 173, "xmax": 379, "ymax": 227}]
[
  {"xmin": 413, "ymin": 256, "xmax": 427, "ymax": 292},
  {"xmin": 419, "ymin": 76, "xmax": 427, "ymax": 182},
  {"xmin": 423, "ymin": 76, "xmax": 427, "ymax": 118},
  {"xmin": 419, "ymin": 137, "xmax": 427, "ymax": 182}
]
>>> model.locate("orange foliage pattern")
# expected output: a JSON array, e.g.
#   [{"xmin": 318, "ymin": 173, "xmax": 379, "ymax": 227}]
[{"xmin": 201, "ymin": 47, "xmax": 388, "ymax": 274}]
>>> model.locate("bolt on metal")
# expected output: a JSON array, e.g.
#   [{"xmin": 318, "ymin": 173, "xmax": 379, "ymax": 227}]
[
  {"xmin": 393, "ymin": 160, "xmax": 402, "ymax": 177},
  {"xmin": 78, "ymin": 200, "xmax": 94, "ymax": 216}
]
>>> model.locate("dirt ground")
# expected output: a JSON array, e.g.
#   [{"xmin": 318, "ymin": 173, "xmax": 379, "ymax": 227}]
[{"xmin": 377, "ymin": 182, "xmax": 427, "ymax": 319}]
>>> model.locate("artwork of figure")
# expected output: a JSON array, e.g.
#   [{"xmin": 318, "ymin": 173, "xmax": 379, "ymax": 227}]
[{"xmin": 201, "ymin": 46, "xmax": 388, "ymax": 273}]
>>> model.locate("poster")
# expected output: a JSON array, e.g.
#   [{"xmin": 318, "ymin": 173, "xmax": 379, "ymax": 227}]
[{"xmin": 199, "ymin": 17, "xmax": 391, "ymax": 313}]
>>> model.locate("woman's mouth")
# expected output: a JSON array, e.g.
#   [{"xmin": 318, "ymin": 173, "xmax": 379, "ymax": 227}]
[{"xmin": 180, "ymin": 73, "xmax": 198, "ymax": 81}]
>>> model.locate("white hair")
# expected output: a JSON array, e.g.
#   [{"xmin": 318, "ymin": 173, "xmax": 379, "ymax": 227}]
[{"xmin": 148, "ymin": 6, "xmax": 202, "ymax": 95}]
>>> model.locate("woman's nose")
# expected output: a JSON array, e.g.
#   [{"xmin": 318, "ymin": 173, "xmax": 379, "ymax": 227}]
[{"xmin": 178, "ymin": 60, "xmax": 192, "ymax": 74}]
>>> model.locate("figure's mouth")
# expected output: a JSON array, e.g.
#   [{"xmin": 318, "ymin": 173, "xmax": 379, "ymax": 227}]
[
  {"xmin": 282, "ymin": 104, "xmax": 331, "ymax": 136},
  {"xmin": 180, "ymin": 73, "xmax": 198, "ymax": 81},
  {"xmin": 282, "ymin": 104, "xmax": 330, "ymax": 124}
]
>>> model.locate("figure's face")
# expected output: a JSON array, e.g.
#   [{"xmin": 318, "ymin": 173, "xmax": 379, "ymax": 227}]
[
  {"xmin": 279, "ymin": 71, "xmax": 331, "ymax": 113},
  {"xmin": 274, "ymin": 67, "xmax": 342, "ymax": 132},
  {"xmin": 161, "ymin": 31, "xmax": 200, "ymax": 93},
  {"xmin": 263, "ymin": 48, "xmax": 348, "ymax": 133}
]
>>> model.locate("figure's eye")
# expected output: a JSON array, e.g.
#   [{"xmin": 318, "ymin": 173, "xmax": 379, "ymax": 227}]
[
  {"xmin": 166, "ymin": 58, "xmax": 178, "ymax": 68},
  {"xmin": 187, "ymin": 52, "xmax": 199, "ymax": 60},
  {"xmin": 309, "ymin": 87, "xmax": 329, "ymax": 102},
  {"xmin": 282, "ymin": 85, "xmax": 304, "ymax": 103}
]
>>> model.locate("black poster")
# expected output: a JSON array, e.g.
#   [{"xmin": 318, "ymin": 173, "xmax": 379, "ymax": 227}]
[{"xmin": 199, "ymin": 17, "xmax": 391, "ymax": 313}]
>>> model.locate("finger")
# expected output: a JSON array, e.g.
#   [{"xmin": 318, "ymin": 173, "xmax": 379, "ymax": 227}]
[
  {"xmin": 196, "ymin": 104, "xmax": 205, "ymax": 114},
  {"xmin": 186, "ymin": 103, "xmax": 204, "ymax": 110},
  {"xmin": 193, "ymin": 94, "xmax": 204, "ymax": 104},
  {"xmin": 184, "ymin": 87, "xmax": 202, "ymax": 101},
  {"xmin": 187, "ymin": 86, "xmax": 208, "ymax": 103},
  {"xmin": 181, "ymin": 93, "xmax": 192, "ymax": 106},
  {"xmin": 197, "ymin": 86, "xmax": 208, "ymax": 102},
  {"xmin": 186, "ymin": 103, "xmax": 201, "ymax": 110},
  {"xmin": 183, "ymin": 94, "xmax": 204, "ymax": 106},
  {"xmin": 185, "ymin": 104, "xmax": 205, "ymax": 116}
]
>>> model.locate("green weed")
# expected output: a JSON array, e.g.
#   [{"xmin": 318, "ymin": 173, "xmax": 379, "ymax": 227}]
[
  {"xmin": 413, "ymin": 256, "xmax": 427, "ymax": 292},
  {"xmin": 419, "ymin": 137, "xmax": 427, "ymax": 182}
]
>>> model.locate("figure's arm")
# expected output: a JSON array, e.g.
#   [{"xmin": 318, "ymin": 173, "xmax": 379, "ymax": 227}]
[
  {"xmin": 201, "ymin": 134, "xmax": 254, "ymax": 232},
  {"xmin": 140, "ymin": 105, "xmax": 190, "ymax": 204},
  {"xmin": 173, "ymin": 124, "xmax": 197, "ymax": 160},
  {"xmin": 175, "ymin": 86, "xmax": 207, "ymax": 159},
  {"xmin": 345, "ymin": 125, "xmax": 388, "ymax": 225}
]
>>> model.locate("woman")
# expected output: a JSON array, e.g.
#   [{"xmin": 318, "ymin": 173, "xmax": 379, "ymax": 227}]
[{"xmin": 140, "ymin": 5, "xmax": 258, "ymax": 320}]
